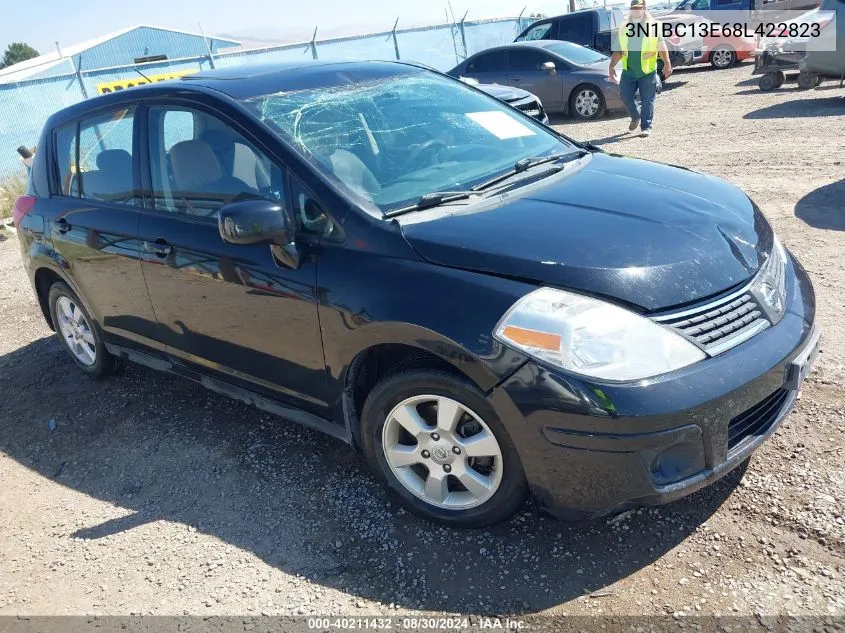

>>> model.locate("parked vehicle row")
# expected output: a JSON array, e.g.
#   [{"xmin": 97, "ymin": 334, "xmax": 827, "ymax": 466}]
[
  {"xmin": 14, "ymin": 60, "xmax": 819, "ymax": 527},
  {"xmin": 515, "ymin": 8, "xmax": 694, "ymax": 73},
  {"xmin": 752, "ymin": 2, "xmax": 840, "ymax": 90},
  {"xmin": 450, "ymin": 41, "xmax": 624, "ymax": 120}
]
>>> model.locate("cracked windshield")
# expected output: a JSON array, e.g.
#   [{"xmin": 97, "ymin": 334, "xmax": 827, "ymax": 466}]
[{"xmin": 245, "ymin": 71, "xmax": 575, "ymax": 212}]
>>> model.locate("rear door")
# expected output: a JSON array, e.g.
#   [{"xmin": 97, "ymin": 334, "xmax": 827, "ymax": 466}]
[
  {"xmin": 462, "ymin": 49, "xmax": 511, "ymax": 85},
  {"xmin": 506, "ymin": 49, "xmax": 566, "ymax": 109},
  {"xmin": 137, "ymin": 102, "xmax": 330, "ymax": 416},
  {"xmin": 49, "ymin": 107, "xmax": 159, "ymax": 349}
]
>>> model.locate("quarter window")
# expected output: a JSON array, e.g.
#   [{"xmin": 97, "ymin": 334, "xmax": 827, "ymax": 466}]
[
  {"xmin": 54, "ymin": 123, "xmax": 78, "ymax": 197},
  {"xmin": 78, "ymin": 108, "xmax": 136, "ymax": 204},
  {"xmin": 147, "ymin": 106, "xmax": 284, "ymax": 218}
]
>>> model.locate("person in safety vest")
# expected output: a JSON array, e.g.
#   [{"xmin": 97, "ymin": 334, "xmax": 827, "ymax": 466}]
[{"xmin": 609, "ymin": 0, "xmax": 673, "ymax": 138}]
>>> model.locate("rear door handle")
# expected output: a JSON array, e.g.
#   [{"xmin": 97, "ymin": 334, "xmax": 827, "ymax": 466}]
[
  {"xmin": 143, "ymin": 239, "xmax": 172, "ymax": 257},
  {"xmin": 55, "ymin": 218, "xmax": 71, "ymax": 234}
]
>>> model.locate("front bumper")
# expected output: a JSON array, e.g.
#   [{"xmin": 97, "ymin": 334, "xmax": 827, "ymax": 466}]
[
  {"xmin": 670, "ymin": 49, "xmax": 696, "ymax": 67},
  {"xmin": 487, "ymin": 253, "xmax": 818, "ymax": 518}
]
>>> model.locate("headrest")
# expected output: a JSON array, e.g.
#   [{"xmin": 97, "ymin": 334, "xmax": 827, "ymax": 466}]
[
  {"xmin": 96, "ymin": 149, "xmax": 132, "ymax": 172},
  {"xmin": 169, "ymin": 140, "xmax": 223, "ymax": 191}
]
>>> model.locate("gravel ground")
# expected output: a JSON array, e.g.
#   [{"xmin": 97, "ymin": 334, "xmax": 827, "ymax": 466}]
[{"xmin": 0, "ymin": 63, "xmax": 843, "ymax": 619}]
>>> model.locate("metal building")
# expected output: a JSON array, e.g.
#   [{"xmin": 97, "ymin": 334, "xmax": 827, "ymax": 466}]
[{"xmin": 0, "ymin": 25, "xmax": 240, "ymax": 83}]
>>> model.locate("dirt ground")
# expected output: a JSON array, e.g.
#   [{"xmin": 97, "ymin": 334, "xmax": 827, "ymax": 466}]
[{"xmin": 0, "ymin": 63, "xmax": 843, "ymax": 620}]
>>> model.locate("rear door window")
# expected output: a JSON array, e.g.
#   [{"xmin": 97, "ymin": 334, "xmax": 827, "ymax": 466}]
[
  {"xmin": 466, "ymin": 50, "xmax": 508, "ymax": 73},
  {"xmin": 77, "ymin": 108, "xmax": 137, "ymax": 205}
]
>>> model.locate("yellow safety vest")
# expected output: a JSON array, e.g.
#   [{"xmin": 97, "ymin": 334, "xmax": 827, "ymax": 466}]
[{"xmin": 618, "ymin": 21, "xmax": 660, "ymax": 75}]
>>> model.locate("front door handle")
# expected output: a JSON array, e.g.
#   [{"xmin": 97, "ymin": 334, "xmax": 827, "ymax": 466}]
[
  {"xmin": 55, "ymin": 218, "xmax": 71, "ymax": 234},
  {"xmin": 143, "ymin": 239, "xmax": 172, "ymax": 257}
]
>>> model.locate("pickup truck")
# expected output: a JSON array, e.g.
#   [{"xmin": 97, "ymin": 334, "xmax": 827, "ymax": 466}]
[{"xmin": 515, "ymin": 8, "xmax": 697, "ymax": 70}]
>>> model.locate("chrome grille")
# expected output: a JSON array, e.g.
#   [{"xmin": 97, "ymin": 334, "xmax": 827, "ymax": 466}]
[
  {"xmin": 653, "ymin": 240, "xmax": 787, "ymax": 356},
  {"xmin": 514, "ymin": 99, "xmax": 545, "ymax": 121},
  {"xmin": 656, "ymin": 290, "xmax": 768, "ymax": 354}
]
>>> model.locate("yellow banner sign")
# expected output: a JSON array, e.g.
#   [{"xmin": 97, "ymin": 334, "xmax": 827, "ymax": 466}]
[{"xmin": 96, "ymin": 70, "xmax": 196, "ymax": 95}]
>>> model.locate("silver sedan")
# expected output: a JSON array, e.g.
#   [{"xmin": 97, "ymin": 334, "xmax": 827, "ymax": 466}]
[{"xmin": 449, "ymin": 40, "xmax": 624, "ymax": 121}]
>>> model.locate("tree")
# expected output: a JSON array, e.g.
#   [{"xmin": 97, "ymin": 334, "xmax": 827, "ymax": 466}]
[{"xmin": 0, "ymin": 43, "xmax": 40, "ymax": 69}]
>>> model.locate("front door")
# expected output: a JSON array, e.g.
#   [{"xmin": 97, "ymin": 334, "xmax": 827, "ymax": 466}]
[
  {"xmin": 49, "ymin": 108, "xmax": 160, "ymax": 349},
  {"xmin": 506, "ymin": 49, "xmax": 565, "ymax": 109},
  {"xmin": 137, "ymin": 103, "xmax": 329, "ymax": 415}
]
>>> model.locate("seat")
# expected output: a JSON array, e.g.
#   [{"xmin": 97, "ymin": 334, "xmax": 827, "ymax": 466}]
[
  {"xmin": 169, "ymin": 139, "xmax": 256, "ymax": 211},
  {"xmin": 81, "ymin": 149, "xmax": 133, "ymax": 203},
  {"xmin": 295, "ymin": 108, "xmax": 382, "ymax": 200}
]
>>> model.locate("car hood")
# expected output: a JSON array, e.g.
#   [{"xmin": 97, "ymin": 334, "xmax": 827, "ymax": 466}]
[{"xmin": 399, "ymin": 152, "xmax": 772, "ymax": 312}]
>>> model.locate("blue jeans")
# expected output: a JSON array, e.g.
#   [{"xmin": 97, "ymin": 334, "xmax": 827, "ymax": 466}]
[{"xmin": 619, "ymin": 71, "xmax": 659, "ymax": 130}]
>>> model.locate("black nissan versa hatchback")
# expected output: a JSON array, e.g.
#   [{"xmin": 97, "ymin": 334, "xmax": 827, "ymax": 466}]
[{"xmin": 15, "ymin": 60, "xmax": 819, "ymax": 527}]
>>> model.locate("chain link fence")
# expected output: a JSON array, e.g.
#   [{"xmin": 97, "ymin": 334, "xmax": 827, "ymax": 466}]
[{"xmin": 0, "ymin": 16, "xmax": 537, "ymax": 179}]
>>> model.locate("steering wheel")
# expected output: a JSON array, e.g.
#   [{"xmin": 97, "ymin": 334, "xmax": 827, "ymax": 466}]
[{"xmin": 406, "ymin": 139, "xmax": 448, "ymax": 168}]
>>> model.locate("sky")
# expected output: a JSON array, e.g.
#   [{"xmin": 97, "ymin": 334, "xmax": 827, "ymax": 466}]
[{"xmin": 1, "ymin": 0, "xmax": 564, "ymax": 54}]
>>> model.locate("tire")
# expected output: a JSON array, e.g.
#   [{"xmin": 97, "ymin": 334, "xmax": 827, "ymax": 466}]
[
  {"xmin": 797, "ymin": 72, "xmax": 820, "ymax": 90},
  {"xmin": 569, "ymin": 84, "xmax": 606, "ymax": 120},
  {"xmin": 709, "ymin": 46, "xmax": 737, "ymax": 69},
  {"xmin": 774, "ymin": 71, "xmax": 786, "ymax": 89},
  {"xmin": 48, "ymin": 282, "xmax": 118, "ymax": 379},
  {"xmin": 758, "ymin": 73, "xmax": 778, "ymax": 92},
  {"xmin": 361, "ymin": 369, "xmax": 528, "ymax": 527}
]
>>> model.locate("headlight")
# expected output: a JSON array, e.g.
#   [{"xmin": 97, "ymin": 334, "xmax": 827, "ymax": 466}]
[
  {"xmin": 750, "ymin": 235, "xmax": 787, "ymax": 324},
  {"xmin": 494, "ymin": 287, "xmax": 706, "ymax": 381}
]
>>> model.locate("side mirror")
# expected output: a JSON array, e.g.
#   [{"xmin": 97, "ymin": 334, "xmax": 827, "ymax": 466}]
[
  {"xmin": 218, "ymin": 198, "xmax": 301, "ymax": 268},
  {"xmin": 542, "ymin": 61, "xmax": 557, "ymax": 74}
]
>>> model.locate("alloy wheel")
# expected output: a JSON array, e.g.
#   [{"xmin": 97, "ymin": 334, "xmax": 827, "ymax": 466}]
[
  {"xmin": 55, "ymin": 296, "xmax": 97, "ymax": 366},
  {"xmin": 381, "ymin": 394, "xmax": 504, "ymax": 510},
  {"xmin": 712, "ymin": 48, "xmax": 734, "ymax": 68}
]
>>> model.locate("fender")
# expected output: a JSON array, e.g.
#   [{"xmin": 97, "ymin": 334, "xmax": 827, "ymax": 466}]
[
  {"xmin": 333, "ymin": 320, "xmax": 524, "ymax": 395},
  {"xmin": 26, "ymin": 240, "xmax": 94, "ymax": 331}
]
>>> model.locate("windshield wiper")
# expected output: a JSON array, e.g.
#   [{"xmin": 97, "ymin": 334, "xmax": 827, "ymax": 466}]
[
  {"xmin": 471, "ymin": 150, "xmax": 589, "ymax": 192},
  {"xmin": 384, "ymin": 190, "xmax": 478, "ymax": 219},
  {"xmin": 384, "ymin": 150, "xmax": 590, "ymax": 219}
]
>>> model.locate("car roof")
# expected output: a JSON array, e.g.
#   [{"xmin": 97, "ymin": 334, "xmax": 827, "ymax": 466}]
[
  {"xmin": 473, "ymin": 40, "xmax": 600, "ymax": 55},
  {"xmin": 180, "ymin": 59, "xmax": 422, "ymax": 98},
  {"xmin": 45, "ymin": 59, "xmax": 425, "ymax": 126}
]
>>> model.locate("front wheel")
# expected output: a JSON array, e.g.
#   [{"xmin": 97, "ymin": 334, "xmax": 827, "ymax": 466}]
[
  {"xmin": 570, "ymin": 84, "xmax": 606, "ymax": 120},
  {"xmin": 361, "ymin": 369, "xmax": 527, "ymax": 527},
  {"xmin": 797, "ymin": 72, "xmax": 821, "ymax": 90},
  {"xmin": 758, "ymin": 73, "xmax": 780, "ymax": 91}
]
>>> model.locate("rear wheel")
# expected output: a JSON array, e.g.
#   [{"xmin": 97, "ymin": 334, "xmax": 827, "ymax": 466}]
[
  {"xmin": 361, "ymin": 369, "xmax": 527, "ymax": 527},
  {"xmin": 710, "ymin": 46, "xmax": 737, "ymax": 69},
  {"xmin": 570, "ymin": 84, "xmax": 606, "ymax": 120},
  {"xmin": 48, "ymin": 282, "xmax": 118, "ymax": 378}
]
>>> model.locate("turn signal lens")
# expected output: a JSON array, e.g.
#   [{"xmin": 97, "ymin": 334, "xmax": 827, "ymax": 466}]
[
  {"xmin": 501, "ymin": 326, "xmax": 561, "ymax": 352},
  {"xmin": 495, "ymin": 287, "xmax": 706, "ymax": 382}
]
